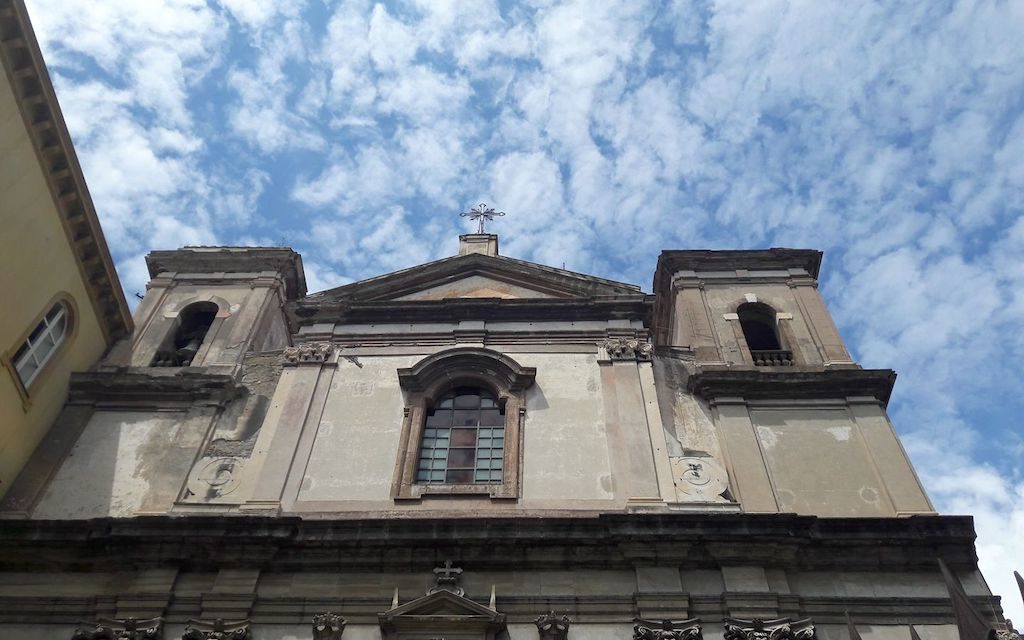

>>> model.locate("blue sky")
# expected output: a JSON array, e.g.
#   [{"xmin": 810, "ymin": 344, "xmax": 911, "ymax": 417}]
[{"xmin": 25, "ymin": 0, "xmax": 1024, "ymax": 620}]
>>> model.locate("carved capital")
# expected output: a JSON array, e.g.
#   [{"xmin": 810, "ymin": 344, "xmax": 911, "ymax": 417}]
[
  {"xmin": 602, "ymin": 338, "xmax": 653, "ymax": 361},
  {"xmin": 633, "ymin": 619, "xmax": 702, "ymax": 640},
  {"xmin": 535, "ymin": 612, "xmax": 571, "ymax": 640},
  {"xmin": 72, "ymin": 618, "xmax": 163, "ymax": 640},
  {"xmin": 313, "ymin": 613, "xmax": 347, "ymax": 640},
  {"xmin": 181, "ymin": 619, "xmax": 251, "ymax": 640},
  {"xmin": 722, "ymin": 618, "xmax": 816, "ymax": 640},
  {"xmin": 282, "ymin": 342, "xmax": 334, "ymax": 366}
]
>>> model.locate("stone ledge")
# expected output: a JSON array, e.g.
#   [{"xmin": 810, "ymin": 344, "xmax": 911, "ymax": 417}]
[
  {"xmin": 0, "ymin": 513, "xmax": 978, "ymax": 572},
  {"xmin": 67, "ymin": 370, "xmax": 241, "ymax": 406},
  {"xmin": 687, "ymin": 368, "xmax": 897, "ymax": 406}
]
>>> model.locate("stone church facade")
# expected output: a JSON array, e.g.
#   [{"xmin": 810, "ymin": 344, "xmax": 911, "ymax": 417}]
[{"xmin": 0, "ymin": 233, "xmax": 1007, "ymax": 640}]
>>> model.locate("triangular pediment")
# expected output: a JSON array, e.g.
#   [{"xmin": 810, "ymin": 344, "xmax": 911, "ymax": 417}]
[
  {"xmin": 308, "ymin": 253, "xmax": 642, "ymax": 302},
  {"xmin": 383, "ymin": 589, "xmax": 501, "ymax": 619}
]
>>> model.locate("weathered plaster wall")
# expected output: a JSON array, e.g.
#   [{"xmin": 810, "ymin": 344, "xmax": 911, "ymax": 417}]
[
  {"xmin": 31, "ymin": 411, "xmax": 208, "ymax": 518},
  {"xmin": 277, "ymin": 349, "xmax": 660, "ymax": 512},
  {"xmin": 749, "ymin": 408, "xmax": 891, "ymax": 516},
  {"xmin": 297, "ymin": 354, "xmax": 416, "ymax": 503}
]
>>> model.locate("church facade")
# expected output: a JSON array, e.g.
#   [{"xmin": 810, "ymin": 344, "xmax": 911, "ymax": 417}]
[{"xmin": 0, "ymin": 232, "xmax": 1007, "ymax": 640}]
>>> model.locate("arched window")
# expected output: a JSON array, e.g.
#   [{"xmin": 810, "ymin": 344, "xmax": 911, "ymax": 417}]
[
  {"xmin": 737, "ymin": 302, "xmax": 792, "ymax": 366},
  {"xmin": 417, "ymin": 386, "xmax": 505, "ymax": 484},
  {"xmin": 152, "ymin": 301, "xmax": 218, "ymax": 367},
  {"xmin": 12, "ymin": 300, "xmax": 71, "ymax": 389},
  {"xmin": 393, "ymin": 347, "xmax": 536, "ymax": 500}
]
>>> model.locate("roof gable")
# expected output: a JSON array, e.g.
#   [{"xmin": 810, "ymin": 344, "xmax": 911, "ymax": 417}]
[{"xmin": 307, "ymin": 253, "xmax": 642, "ymax": 302}]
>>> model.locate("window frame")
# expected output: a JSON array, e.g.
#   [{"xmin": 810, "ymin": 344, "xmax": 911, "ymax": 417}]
[
  {"xmin": 392, "ymin": 347, "xmax": 536, "ymax": 501},
  {"xmin": 3, "ymin": 294, "xmax": 77, "ymax": 407}
]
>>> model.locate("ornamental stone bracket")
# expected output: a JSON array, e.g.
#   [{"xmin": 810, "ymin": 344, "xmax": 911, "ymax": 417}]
[
  {"xmin": 535, "ymin": 612, "xmax": 571, "ymax": 640},
  {"xmin": 181, "ymin": 618, "xmax": 252, "ymax": 640},
  {"xmin": 601, "ymin": 337, "xmax": 653, "ymax": 362},
  {"xmin": 312, "ymin": 613, "xmax": 347, "ymax": 640},
  {"xmin": 72, "ymin": 617, "xmax": 163, "ymax": 640},
  {"xmin": 722, "ymin": 617, "xmax": 816, "ymax": 640},
  {"xmin": 633, "ymin": 618, "xmax": 703, "ymax": 640},
  {"xmin": 281, "ymin": 342, "xmax": 335, "ymax": 366}
]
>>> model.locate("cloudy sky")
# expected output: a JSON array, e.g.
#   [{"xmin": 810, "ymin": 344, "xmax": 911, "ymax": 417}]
[{"xmin": 23, "ymin": 0, "xmax": 1024, "ymax": 620}]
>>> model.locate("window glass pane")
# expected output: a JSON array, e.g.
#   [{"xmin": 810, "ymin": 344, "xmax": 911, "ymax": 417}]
[
  {"xmin": 437, "ymin": 397, "xmax": 454, "ymax": 409},
  {"xmin": 416, "ymin": 470, "xmax": 429, "ymax": 481},
  {"xmin": 432, "ymin": 449, "xmax": 446, "ymax": 459},
  {"xmin": 426, "ymin": 410, "xmax": 452, "ymax": 427},
  {"xmin": 480, "ymin": 396, "xmax": 496, "ymax": 409},
  {"xmin": 479, "ymin": 409, "xmax": 502, "ymax": 426},
  {"xmin": 489, "ymin": 458, "xmax": 503, "ymax": 469},
  {"xmin": 451, "ymin": 429, "xmax": 476, "ymax": 446},
  {"xmin": 430, "ymin": 470, "xmax": 445, "ymax": 481},
  {"xmin": 451, "ymin": 410, "xmax": 477, "ymax": 427},
  {"xmin": 475, "ymin": 470, "xmax": 489, "ymax": 481},
  {"xmin": 15, "ymin": 357, "xmax": 39, "ymax": 383},
  {"xmin": 446, "ymin": 469, "xmax": 473, "ymax": 483},
  {"xmin": 453, "ymin": 392, "xmax": 478, "ymax": 408},
  {"xmin": 490, "ymin": 470, "xmax": 503, "ymax": 481},
  {"xmin": 449, "ymin": 448, "xmax": 475, "ymax": 467}
]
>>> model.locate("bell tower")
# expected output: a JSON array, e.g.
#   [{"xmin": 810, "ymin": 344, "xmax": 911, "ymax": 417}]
[{"xmin": 119, "ymin": 246, "xmax": 305, "ymax": 374}]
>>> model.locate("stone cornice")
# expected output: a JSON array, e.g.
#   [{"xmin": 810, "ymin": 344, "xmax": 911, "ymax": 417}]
[
  {"xmin": 67, "ymin": 370, "xmax": 240, "ymax": 406},
  {"xmin": 146, "ymin": 247, "xmax": 307, "ymax": 300},
  {"xmin": 687, "ymin": 368, "xmax": 897, "ymax": 406},
  {"xmin": 0, "ymin": 0, "xmax": 132, "ymax": 343},
  {"xmin": 290, "ymin": 296, "xmax": 654, "ymax": 326},
  {"xmin": 308, "ymin": 253, "xmax": 643, "ymax": 302},
  {"xmin": 0, "ymin": 513, "xmax": 979, "ymax": 572}
]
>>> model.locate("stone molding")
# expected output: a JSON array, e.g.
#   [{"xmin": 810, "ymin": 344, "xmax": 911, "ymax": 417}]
[
  {"xmin": 72, "ymin": 617, "xmax": 163, "ymax": 640},
  {"xmin": 0, "ymin": 514, "xmax": 982, "ymax": 574},
  {"xmin": 312, "ymin": 612, "xmax": 346, "ymax": 640},
  {"xmin": 181, "ymin": 618, "xmax": 251, "ymax": 640},
  {"xmin": 633, "ymin": 618, "xmax": 702, "ymax": 640},
  {"xmin": 535, "ymin": 612, "xmax": 571, "ymax": 640},
  {"xmin": 722, "ymin": 618, "xmax": 816, "ymax": 640},
  {"xmin": 687, "ymin": 369, "xmax": 897, "ymax": 406},
  {"xmin": 290, "ymin": 296, "xmax": 653, "ymax": 327},
  {"xmin": 397, "ymin": 347, "xmax": 537, "ymax": 394},
  {"xmin": 281, "ymin": 342, "xmax": 334, "ymax": 366}
]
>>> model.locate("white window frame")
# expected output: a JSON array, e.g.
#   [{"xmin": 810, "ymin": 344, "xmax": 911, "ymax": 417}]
[{"xmin": 13, "ymin": 302, "xmax": 69, "ymax": 389}]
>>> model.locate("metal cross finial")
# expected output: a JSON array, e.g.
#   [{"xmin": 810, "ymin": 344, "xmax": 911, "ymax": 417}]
[{"xmin": 460, "ymin": 203, "xmax": 505, "ymax": 234}]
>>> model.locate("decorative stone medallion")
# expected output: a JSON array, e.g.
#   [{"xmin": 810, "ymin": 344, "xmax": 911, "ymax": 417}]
[
  {"xmin": 181, "ymin": 618, "xmax": 251, "ymax": 640},
  {"xmin": 669, "ymin": 456, "xmax": 729, "ymax": 501},
  {"xmin": 282, "ymin": 342, "xmax": 334, "ymax": 365}
]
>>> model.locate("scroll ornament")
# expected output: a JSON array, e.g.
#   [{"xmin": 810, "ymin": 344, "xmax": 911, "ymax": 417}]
[
  {"xmin": 71, "ymin": 617, "xmax": 162, "ymax": 640},
  {"xmin": 633, "ymin": 619, "xmax": 703, "ymax": 640},
  {"xmin": 181, "ymin": 619, "xmax": 251, "ymax": 640},
  {"xmin": 722, "ymin": 618, "xmax": 816, "ymax": 640}
]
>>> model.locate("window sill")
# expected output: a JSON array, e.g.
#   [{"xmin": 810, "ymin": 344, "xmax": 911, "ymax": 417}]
[{"xmin": 395, "ymin": 483, "xmax": 515, "ymax": 500}]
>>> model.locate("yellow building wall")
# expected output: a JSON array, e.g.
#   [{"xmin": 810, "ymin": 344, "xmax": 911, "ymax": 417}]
[{"xmin": 0, "ymin": 67, "xmax": 108, "ymax": 498}]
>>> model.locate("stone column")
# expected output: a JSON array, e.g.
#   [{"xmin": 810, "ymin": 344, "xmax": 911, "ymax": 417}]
[
  {"xmin": 713, "ymin": 398, "xmax": 778, "ymax": 513},
  {"xmin": 672, "ymin": 273, "xmax": 724, "ymax": 363},
  {"xmin": 849, "ymin": 397, "xmax": 935, "ymax": 515},
  {"xmin": 241, "ymin": 343, "xmax": 337, "ymax": 513},
  {"xmin": 789, "ymin": 277, "xmax": 856, "ymax": 367}
]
